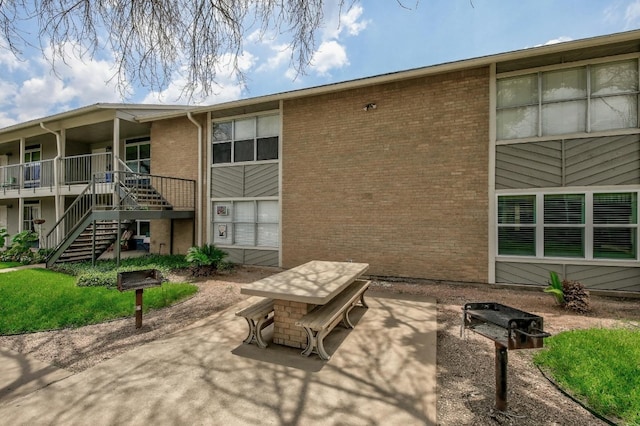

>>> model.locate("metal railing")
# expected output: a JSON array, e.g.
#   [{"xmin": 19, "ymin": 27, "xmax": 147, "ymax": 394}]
[
  {"xmin": 61, "ymin": 152, "xmax": 112, "ymax": 185},
  {"xmin": 43, "ymin": 170, "xmax": 195, "ymax": 250},
  {"xmin": 0, "ymin": 159, "xmax": 55, "ymax": 193},
  {"xmin": 0, "ymin": 152, "xmax": 113, "ymax": 193}
]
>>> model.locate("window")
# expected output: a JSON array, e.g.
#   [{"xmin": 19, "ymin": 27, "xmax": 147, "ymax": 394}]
[
  {"xmin": 212, "ymin": 200, "xmax": 279, "ymax": 247},
  {"xmin": 543, "ymin": 194, "xmax": 585, "ymax": 257},
  {"xmin": 125, "ymin": 137, "xmax": 151, "ymax": 173},
  {"xmin": 212, "ymin": 115, "xmax": 279, "ymax": 164},
  {"xmin": 497, "ymin": 192, "xmax": 638, "ymax": 260},
  {"xmin": 497, "ymin": 59, "xmax": 639, "ymax": 140},
  {"xmin": 593, "ymin": 193, "xmax": 637, "ymax": 259},
  {"xmin": 497, "ymin": 195, "xmax": 536, "ymax": 256}
]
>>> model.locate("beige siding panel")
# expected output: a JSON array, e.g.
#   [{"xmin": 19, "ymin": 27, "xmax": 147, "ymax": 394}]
[
  {"xmin": 245, "ymin": 163, "xmax": 279, "ymax": 197},
  {"xmin": 495, "ymin": 262, "xmax": 556, "ymax": 285},
  {"xmin": 565, "ymin": 135, "xmax": 640, "ymax": 186},
  {"xmin": 221, "ymin": 248, "xmax": 278, "ymax": 267},
  {"xmin": 211, "ymin": 164, "xmax": 279, "ymax": 198},
  {"xmin": 496, "ymin": 142, "xmax": 562, "ymax": 189},
  {"xmin": 211, "ymin": 167, "xmax": 243, "ymax": 198},
  {"xmin": 244, "ymin": 249, "xmax": 278, "ymax": 266},
  {"xmin": 566, "ymin": 265, "xmax": 640, "ymax": 292},
  {"xmin": 497, "ymin": 261, "xmax": 640, "ymax": 292}
]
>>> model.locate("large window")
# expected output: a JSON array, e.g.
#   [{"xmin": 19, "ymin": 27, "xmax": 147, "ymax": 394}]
[
  {"xmin": 497, "ymin": 59, "xmax": 639, "ymax": 140},
  {"xmin": 212, "ymin": 115, "xmax": 279, "ymax": 164},
  {"xmin": 497, "ymin": 192, "xmax": 638, "ymax": 260},
  {"xmin": 212, "ymin": 200, "xmax": 279, "ymax": 247},
  {"xmin": 125, "ymin": 137, "xmax": 151, "ymax": 173}
]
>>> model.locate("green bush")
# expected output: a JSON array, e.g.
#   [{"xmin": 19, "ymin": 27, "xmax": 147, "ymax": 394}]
[
  {"xmin": 0, "ymin": 230, "xmax": 43, "ymax": 264},
  {"xmin": 50, "ymin": 255, "xmax": 190, "ymax": 288},
  {"xmin": 186, "ymin": 244, "xmax": 230, "ymax": 276}
]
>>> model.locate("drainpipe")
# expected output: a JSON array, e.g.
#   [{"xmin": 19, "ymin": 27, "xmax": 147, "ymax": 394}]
[
  {"xmin": 40, "ymin": 123, "xmax": 62, "ymax": 245},
  {"xmin": 187, "ymin": 112, "xmax": 203, "ymax": 246}
]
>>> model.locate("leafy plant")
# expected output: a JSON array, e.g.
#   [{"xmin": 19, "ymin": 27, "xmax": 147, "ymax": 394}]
[
  {"xmin": 0, "ymin": 230, "xmax": 41, "ymax": 264},
  {"xmin": 544, "ymin": 271, "xmax": 564, "ymax": 305},
  {"xmin": 0, "ymin": 228, "xmax": 8, "ymax": 247},
  {"xmin": 185, "ymin": 244, "xmax": 229, "ymax": 276}
]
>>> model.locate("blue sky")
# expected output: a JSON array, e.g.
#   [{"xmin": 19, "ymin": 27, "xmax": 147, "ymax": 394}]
[{"xmin": 1, "ymin": 0, "xmax": 639, "ymax": 128}]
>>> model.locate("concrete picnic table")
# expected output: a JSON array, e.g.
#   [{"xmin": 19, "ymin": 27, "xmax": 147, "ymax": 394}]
[{"xmin": 240, "ymin": 260, "xmax": 369, "ymax": 348}]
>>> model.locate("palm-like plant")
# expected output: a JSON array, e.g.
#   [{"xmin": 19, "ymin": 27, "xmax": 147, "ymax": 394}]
[{"xmin": 544, "ymin": 271, "xmax": 565, "ymax": 305}]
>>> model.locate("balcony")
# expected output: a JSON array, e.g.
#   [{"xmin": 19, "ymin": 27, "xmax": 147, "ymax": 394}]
[{"xmin": 0, "ymin": 152, "xmax": 112, "ymax": 196}]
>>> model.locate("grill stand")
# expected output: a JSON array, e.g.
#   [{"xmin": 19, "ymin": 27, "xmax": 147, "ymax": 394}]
[
  {"xmin": 495, "ymin": 342, "xmax": 508, "ymax": 411},
  {"xmin": 462, "ymin": 302, "xmax": 551, "ymax": 412}
]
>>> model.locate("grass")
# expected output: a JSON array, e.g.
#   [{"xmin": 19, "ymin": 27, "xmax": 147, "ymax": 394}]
[
  {"xmin": 534, "ymin": 328, "xmax": 640, "ymax": 425},
  {"xmin": 0, "ymin": 268, "xmax": 198, "ymax": 334},
  {"xmin": 0, "ymin": 262, "xmax": 22, "ymax": 269}
]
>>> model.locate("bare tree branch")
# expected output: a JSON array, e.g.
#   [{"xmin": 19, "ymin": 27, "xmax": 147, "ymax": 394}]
[{"xmin": 0, "ymin": 1, "xmax": 415, "ymax": 101}]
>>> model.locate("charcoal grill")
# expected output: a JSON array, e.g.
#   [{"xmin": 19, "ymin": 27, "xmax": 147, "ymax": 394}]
[
  {"xmin": 117, "ymin": 269, "xmax": 163, "ymax": 329},
  {"xmin": 462, "ymin": 302, "xmax": 551, "ymax": 411}
]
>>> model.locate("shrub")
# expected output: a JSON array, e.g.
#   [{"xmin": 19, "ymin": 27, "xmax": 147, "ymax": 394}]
[
  {"xmin": 0, "ymin": 230, "xmax": 42, "ymax": 264},
  {"xmin": 0, "ymin": 228, "xmax": 8, "ymax": 247},
  {"xmin": 185, "ymin": 244, "xmax": 229, "ymax": 276}
]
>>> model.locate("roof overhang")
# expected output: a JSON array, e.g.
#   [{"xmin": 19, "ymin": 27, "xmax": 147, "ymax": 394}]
[{"xmin": 138, "ymin": 29, "xmax": 640, "ymax": 123}]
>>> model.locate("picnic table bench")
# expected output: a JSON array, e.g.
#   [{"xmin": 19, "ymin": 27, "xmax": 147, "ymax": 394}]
[
  {"xmin": 296, "ymin": 279, "xmax": 370, "ymax": 360},
  {"xmin": 235, "ymin": 298, "xmax": 275, "ymax": 348}
]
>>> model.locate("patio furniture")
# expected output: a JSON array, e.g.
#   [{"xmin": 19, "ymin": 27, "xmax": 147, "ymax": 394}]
[
  {"xmin": 235, "ymin": 298, "xmax": 275, "ymax": 348},
  {"xmin": 296, "ymin": 279, "xmax": 370, "ymax": 360},
  {"xmin": 240, "ymin": 260, "xmax": 369, "ymax": 352}
]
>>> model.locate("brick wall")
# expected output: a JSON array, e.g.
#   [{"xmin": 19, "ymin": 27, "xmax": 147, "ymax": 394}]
[
  {"xmin": 149, "ymin": 116, "xmax": 203, "ymax": 254},
  {"xmin": 281, "ymin": 67, "xmax": 490, "ymax": 282}
]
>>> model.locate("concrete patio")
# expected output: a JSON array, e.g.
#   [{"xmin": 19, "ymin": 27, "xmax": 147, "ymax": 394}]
[{"xmin": 0, "ymin": 291, "xmax": 437, "ymax": 425}]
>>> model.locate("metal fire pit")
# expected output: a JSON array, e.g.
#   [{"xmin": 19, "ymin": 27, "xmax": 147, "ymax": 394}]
[{"xmin": 462, "ymin": 302, "xmax": 551, "ymax": 411}]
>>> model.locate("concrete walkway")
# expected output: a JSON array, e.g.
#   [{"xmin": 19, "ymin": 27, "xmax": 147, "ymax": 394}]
[{"xmin": 0, "ymin": 292, "xmax": 437, "ymax": 425}]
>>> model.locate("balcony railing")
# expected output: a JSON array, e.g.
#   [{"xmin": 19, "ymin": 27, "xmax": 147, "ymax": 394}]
[
  {"xmin": 61, "ymin": 152, "xmax": 112, "ymax": 186},
  {"xmin": 0, "ymin": 152, "xmax": 112, "ymax": 193},
  {"xmin": 0, "ymin": 159, "xmax": 55, "ymax": 192}
]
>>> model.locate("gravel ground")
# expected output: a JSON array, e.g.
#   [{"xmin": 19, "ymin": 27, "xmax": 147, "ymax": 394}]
[{"xmin": 1, "ymin": 265, "xmax": 639, "ymax": 425}]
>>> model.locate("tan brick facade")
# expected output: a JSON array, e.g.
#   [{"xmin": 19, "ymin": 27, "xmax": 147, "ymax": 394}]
[
  {"xmin": 149, "ymin": 116, "xmax": 205, "ymax": 254},
  {"xmin": 281, "ymin": 67, "xmax": 490, "ymax": 282}
]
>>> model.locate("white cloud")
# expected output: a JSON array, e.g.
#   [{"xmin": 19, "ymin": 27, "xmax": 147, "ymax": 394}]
[
  {"xmin": 322, "ymin": 4, "xmax": 369, "ymax": 40},
  {"xmin": 309, "ymin": 40, "xmax": 349, "ymax": 75},
  {"xmin": 542, "ymin": 36, "xmax": 573, "ymax": 46},
  {"xmin": 143, "ymin": 52, "xmax": 256, "ymax": 105},
  {"xmin": 340, "ymin": 5, "xmax": 369, "ymax": 36},
  {"xmin": 626, "ymin": 0, "xmax": 640, "ymax": 26}
]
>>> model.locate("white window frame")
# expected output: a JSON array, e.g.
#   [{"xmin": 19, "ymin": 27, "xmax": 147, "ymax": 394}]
[
  {"xmin": 211, "ymin": 113, "xmax": 280, "ymax": 166},
  {"xmin": 211, "ymin": 198, "xmax": 279, "ymax": 249},
  {"xmin": 496, "ymin": 189, "xmax": 640, "ymax": 263},
  {"xmin": 496, "ymin": 54, "xmax": 640, "ymax": 143},
  {"xmin": 124, "ymin": 136, "xmax": 151, "ymax": 174}
]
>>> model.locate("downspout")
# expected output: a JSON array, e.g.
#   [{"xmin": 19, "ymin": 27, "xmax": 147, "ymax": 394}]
[
  {"xmin": 187, "ymin": 112, "xmax": 203, "ymax": 246},
  {"xmin": 40, "ymin": 122, "xmax": 62, "ymax": 245}
]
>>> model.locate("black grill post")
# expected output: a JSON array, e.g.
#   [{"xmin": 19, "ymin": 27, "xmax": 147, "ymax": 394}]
[
  {"xmin": 462, "ymin": 302, "xmax": 551, "ymax": 412},
  {"xmin": 495, "ymin": 342, "xmax": 508, "ymax": 411}
]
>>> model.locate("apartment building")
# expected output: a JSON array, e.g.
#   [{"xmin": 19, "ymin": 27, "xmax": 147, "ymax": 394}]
[{"xmin": 2, "ymin": 30, "xmax": 639, "ymax": 292}]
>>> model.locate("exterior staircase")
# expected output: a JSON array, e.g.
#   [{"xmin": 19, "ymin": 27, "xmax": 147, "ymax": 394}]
[
  {"xmin": 44, "ymin": 171, "xmax": 195, "ymax": 268},
  {"xmin": 53, "ymin": 220, "xmax": 132, "ymax": 264}
]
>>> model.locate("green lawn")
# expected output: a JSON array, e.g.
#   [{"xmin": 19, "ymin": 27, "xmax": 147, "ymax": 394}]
[
  {"xmin": 0, "ymin": 262, "xmax": 21, "ymax": 269},
  {"xmin": 534, "ymin": 328, "xmax": 640, "ymax": 425},
  {"xmin": 0, "ymin": 268, "xmax": 198, "ymax": 334}
]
